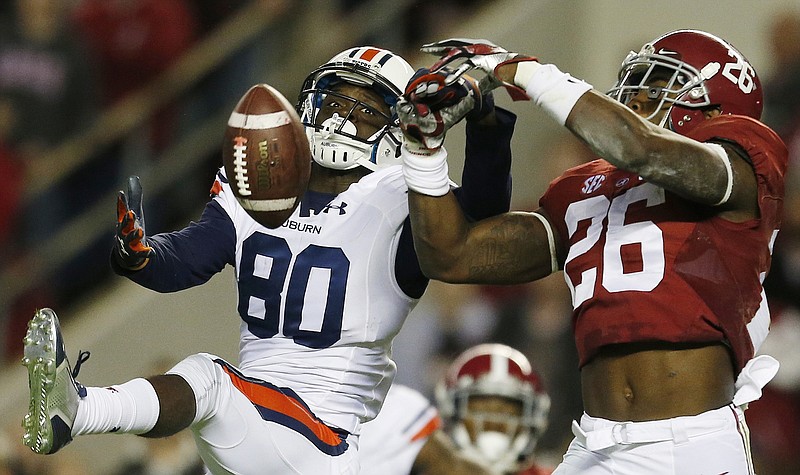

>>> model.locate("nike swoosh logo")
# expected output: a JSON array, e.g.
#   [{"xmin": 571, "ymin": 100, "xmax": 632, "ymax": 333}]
[{"xmin": 658, "ymin": 48, "xmax": 678, "ymax": 56}]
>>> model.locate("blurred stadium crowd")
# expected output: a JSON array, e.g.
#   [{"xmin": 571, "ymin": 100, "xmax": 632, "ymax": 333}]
[{"xmin": 1, "ymin": 1, "xmax": 799, "ymax": 474}]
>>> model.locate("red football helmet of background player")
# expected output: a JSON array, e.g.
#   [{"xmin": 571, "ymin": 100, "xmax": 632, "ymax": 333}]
[
  {"xmin": 435, "ymin": 343, "xmax": 550, "ymax": 473},
  {"xmin": 223, "ymin": 84, "xmax": 311, "ymax": 228}
]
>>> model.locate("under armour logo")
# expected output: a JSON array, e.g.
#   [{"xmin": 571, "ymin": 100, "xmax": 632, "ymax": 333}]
[{"xmin": 322, "ymin": 202, "xmax": 348, "ymax": 215}]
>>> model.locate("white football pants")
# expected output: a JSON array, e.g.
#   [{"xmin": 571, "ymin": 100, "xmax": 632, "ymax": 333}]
[
  {"xmin": 168, "ymin": 353, "xmax": 360, "ymax": 475},
  {"xmin": 552, "ymin": 405, "xmax": 753, "ymax": 475}
]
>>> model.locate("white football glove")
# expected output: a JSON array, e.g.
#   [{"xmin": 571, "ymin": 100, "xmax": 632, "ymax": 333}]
[{"xmin": 422, "ymin": 38, "xmax": 538, "ymax": 101}]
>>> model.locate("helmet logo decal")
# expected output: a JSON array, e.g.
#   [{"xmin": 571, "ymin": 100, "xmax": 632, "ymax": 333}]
[
  {"xmin": 346, "ymin": 47, "xmax": 395, "ymax": 74},
  {"xmin": 721, "ymin": 53, "xmax": 757, "ymax": 94},
  {"xmin": 700, "ymin": 62, "xmax": 721, "ymax": 80}
]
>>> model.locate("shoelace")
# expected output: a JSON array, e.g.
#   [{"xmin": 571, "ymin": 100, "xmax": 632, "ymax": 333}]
[
  {"xmin": 72, "ymin": 350, "xmax": 91, "ymax": 378},
  {"xmin": 72, "ymin": 350, "xmax": 91, "ymax": 398}
]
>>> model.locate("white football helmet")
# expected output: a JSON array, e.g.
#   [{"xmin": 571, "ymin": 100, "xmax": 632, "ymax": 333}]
[
  {"xmin": 297, "ymin": 46, "xmax": 415, "ymax": 171},
  {"xmin": 435, "ymin": 343, "xmax": 550, "ymax": 473}
]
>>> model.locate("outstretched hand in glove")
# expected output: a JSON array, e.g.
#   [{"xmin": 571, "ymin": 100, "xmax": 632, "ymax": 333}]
[
  {"xmin": 113, "ymin": 176, "xmax": 152, "ymax": 271},
  {"xmin": 421, "ymin": 38, "xmax": 539, "ymax": 101},
  {"xmin": 398, "ymin": 66, "xmax": 493, "ymax": 152}
]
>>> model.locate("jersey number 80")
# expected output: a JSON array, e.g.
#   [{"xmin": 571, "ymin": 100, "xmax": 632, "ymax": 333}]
[{"xmin": 238, "ymin": 233, "xmax": 349, "ymax": 349}]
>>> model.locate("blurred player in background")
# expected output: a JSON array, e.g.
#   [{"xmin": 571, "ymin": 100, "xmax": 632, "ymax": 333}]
[
  {"xmin": 358, "ymin": 383, "xmax": 495, "ymax": 475},
  {"xmin": 436, "ymin": 344, "xmax": 552, "ymax": 475},
  {"xmin": 21, "ymin": 45, "xmax": 516, "ymax": 474},
  {"xmin": 358, "ymin": 343, "xmax": 552, "ymax": 475},
  {"xmin": 398, "ymin": 30, "xmax": 786, "ymax": 475}
]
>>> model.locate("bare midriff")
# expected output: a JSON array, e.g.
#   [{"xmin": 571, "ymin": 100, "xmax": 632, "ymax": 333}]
[{"xmin": 581, "ymin": 342, "xmax": 735, "ymax": 421}]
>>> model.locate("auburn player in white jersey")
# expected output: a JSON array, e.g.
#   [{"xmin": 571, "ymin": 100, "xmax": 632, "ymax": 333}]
[
  {"xmin": 398, "ymin": 31, "xmax": 787, "ymax": 475},
  {"xmin": 20, "ymin": 46, "xmax": 516, "ymax": 473}
]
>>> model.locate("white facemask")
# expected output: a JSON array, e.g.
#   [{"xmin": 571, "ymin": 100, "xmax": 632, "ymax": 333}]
[
  {"xmin": 308, "ymin": 113, "xmax": 368, "ymax": 170},
  {"xmin": 475, "ymin": 431, "xmax": 513, "ymax": 464}
]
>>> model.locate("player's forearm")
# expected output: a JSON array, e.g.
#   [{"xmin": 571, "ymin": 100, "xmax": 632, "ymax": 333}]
[
  {"xmin": 414, "ymin": 430, "xmax": 500, "ymax": 475},
  {"xmin": 408, "ymin": 190, "xmax": 474, "ymax": 282},
  {"xmin": 116, "ymin": 202, "xmax": 235, "ymax": 291},
  {"xmin": 500, "ymin": 61, "xmax": 735, "ymax": 205},
  {"xmin": 567, "ymin": 92, "xmax": 736, "ymax": 205}
]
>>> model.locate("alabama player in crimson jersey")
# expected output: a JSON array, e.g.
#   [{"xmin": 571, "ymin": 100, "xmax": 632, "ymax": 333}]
[
  {"xmin": 398, "ymin": 31, "xmax": 787, "ymax": 475},
  {"xmin": 20, "ymin": 46, "xmax": 516, "ymax": 473}
]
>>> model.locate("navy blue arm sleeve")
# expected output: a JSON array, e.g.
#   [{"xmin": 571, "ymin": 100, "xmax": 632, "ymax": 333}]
[
  {"xmin": 110, "ymin": 200, "xmax": 237, "ymax": 292},
  {"xmin": 395, "ymin": 107, "xmax": 516, "ymax": 298},
  {"xmin": 453, "ymin": 106, "xmax": 515, "ymax": 219}
]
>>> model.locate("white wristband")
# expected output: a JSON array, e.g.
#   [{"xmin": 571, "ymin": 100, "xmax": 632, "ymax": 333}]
[
  {"xmin": 513, "ymin": 60, "xmax": 542, "ymax": 88},
  {"xmin": 401, "ymin": 145, "xmax": 450, "ymax": 196},
  {"xmin": 515, "ymin": 62, "xmax": 593, "ymax": 126}
]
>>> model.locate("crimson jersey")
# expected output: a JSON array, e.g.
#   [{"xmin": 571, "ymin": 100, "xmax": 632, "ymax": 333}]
[{"xmin": 540, "ymin": 115, "xmax": 787, "ymax": 372}]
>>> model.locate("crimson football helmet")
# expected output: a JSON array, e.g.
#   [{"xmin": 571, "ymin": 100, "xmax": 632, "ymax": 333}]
[
  {"xmin": 297, "ymin": 46, "xmax": 415, "ymax": 171},
  {"xmin": 607, "ymin": 29, "xmax": 763, "ymax": 135},
  {"xmin": 435, "ymin": 343, "xmax": 550, "ymax": 473}
]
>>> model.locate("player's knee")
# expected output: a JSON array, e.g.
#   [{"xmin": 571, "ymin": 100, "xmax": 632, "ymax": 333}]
[
  {"xmin": 166, "ymin": 353, "xmax": 227, "ymax": 425},
  {"xmin": 143, "ymin": 374, "xmax": 196, "ymax": 437}
]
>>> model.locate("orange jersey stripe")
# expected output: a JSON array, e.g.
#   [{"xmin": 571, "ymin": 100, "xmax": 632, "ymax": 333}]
[
  {"xmin": 221, "ymin": 365, "xmax": 343, "ymax": 447},
  {"xmin": 411, "ymin": 415, "xmax": 442, "ymax": 442},
  {"xmin": 210, "ymin": 179, "xmax": 222, "ymax": 197}
]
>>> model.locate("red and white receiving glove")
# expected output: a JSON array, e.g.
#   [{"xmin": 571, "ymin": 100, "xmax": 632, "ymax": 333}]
[
  {"xmin": 422, "ymin": 38, "xmax": 594, "ymax": 126},
  {"xmin": 399, "ymin": 66, "xmax": 485, "ymax": 151},
  {"xmin": 399, "ymin": 66, "xmax": 494, "ymax": 196},
  {"xmin": 421, "ymin": 38, "xmax": 538, "ymax": 101}
]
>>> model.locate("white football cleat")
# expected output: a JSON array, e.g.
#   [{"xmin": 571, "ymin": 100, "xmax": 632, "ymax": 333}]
[{"xmin": 21, "ymin": 308, "xmax": 89, "ymax": 454}]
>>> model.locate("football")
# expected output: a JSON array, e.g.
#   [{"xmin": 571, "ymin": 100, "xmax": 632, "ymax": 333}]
[{"xmin": 223, "ymin": 83, "xmax": 311, "ymax": 228}]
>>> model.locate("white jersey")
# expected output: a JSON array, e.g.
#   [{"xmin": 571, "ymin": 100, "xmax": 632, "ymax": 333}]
[
  {"xmin": 358, "ymin": 384, "xmax": 441, "ymax": 474},
  {"xmin": 213, "ymin": 165, "xmax": 419, "ymax": 435}
]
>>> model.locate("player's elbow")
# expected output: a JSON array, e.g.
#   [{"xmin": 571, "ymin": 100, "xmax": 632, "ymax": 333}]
[{"xmin": 414, "ymin": 243, "xmax": 469, "ymax": 283}]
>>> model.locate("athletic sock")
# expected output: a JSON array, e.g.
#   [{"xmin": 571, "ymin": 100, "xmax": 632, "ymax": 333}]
[{"xmin": 72, "ymin": 378, "xmax": 160, "ymax": 436}]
